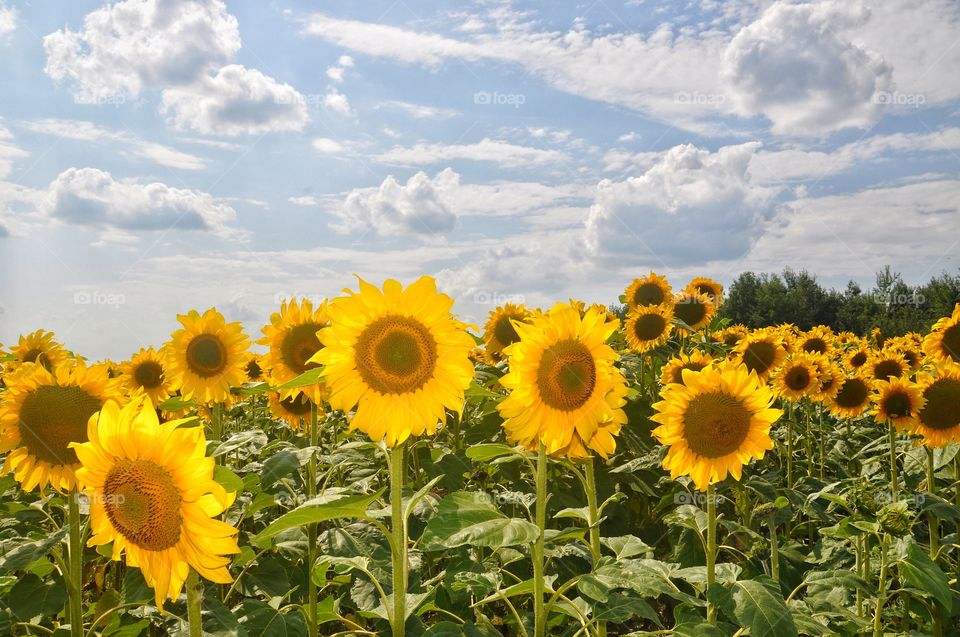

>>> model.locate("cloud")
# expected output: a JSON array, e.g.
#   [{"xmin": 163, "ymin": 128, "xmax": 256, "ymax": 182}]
[
  {"xmin": 333, "ymin": 168, "xmax": 460, "ymax": 235},
  {"xmin": 161, "ymin": 65, "xmax": 309, "ymax": 136},
  {"xmin": 312, "ymin": 138, "xmax": 344, "ymax": 154},
  {"xmin": 325, "ymin": 55, "xmax": 354, "ymax": 82},
  {"xmin": 380, "ymin": 100, "xmax": 460, "ymax": 119},
  {"xmin": 0, "ymin": 129, "xmax": 28, "ymax": 179},
  {"xmin": 0, "ymin": 3, "xmax": 16, "ymax": 37},
  {"xmin": 43, "ymin": 0, "xmax": 241, "ymax": 100},
  {"xmin": 322, "ymin": 89, "xmax": 352, "ymax": 116},
  {"xmin": 43, "ymin": 167, "xmax": 236, "ymax": 233},
  {"xmin": 373, "ymin": 138, "xmax": 569, "ymax": 168},
  {"xmin": 585, "ymin": 142, "xmax": 782, "ymax": 267},
  {"xmin": 289, "ymin": 195, "xmax": 318, "ymax": 206}
]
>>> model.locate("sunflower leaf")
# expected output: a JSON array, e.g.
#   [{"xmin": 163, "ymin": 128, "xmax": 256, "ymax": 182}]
[
  {"xmin": 252, "ymin": 489, "xmax": 386, "ymax": 547},
  {"xmin": 272, "ymin": 367, "xmax": 325, "ymax": 391}
]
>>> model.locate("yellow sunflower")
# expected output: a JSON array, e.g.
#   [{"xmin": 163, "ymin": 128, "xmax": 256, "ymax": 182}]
[
  {"xmin": 72, "ymin": 395, "xmax": 239, "ymax": 608},
  {"xmin": 651, "ymin": 362, "xmax": 782, "ymax": 491},
  {"xmin": 713, "ymin": 325, "xmax": 748, "ymax": 348},
  {"xmin": 266, "ymin": 382, "xmax": 318, "ymax": 431},
  {"xmin": 312, "ymin": 276, "xmax": 475, "ymax": 447},
  {"xmin": 827, "ymin": 374, "xmax": 872, "ymax": 418},
  {"xmin": 672, "ymin": 292, "xmax": 716, "ymax": 333},
  {"xmin": 866, "ymin": 351, "xmax": 908, "ymax": 382},
  {"xmin": 844, "ymin": 343, "xmax": 871, "ymax": 371},
  {"xmin": 733, "ymin": 329, "xmax": 787, "ymax": 380},
  {"xmin": 624, "ymin": 272, "xmax": 673, "ymax": 310},
  {"xmin": 0, "ymin": 363, "xmax": 121, "ymax": 492},
  {"xmin": 912, "ymin": 367, "xmax": 960, "ymax": 447},
  {"xmin": 259, "ymin": 299, "xmax": 328, "ymax": 404},
  {"xmin": 660, "ymin": 350, "xmax": 716, "ymax": 387},
  {"xmin": 497, "ymin": 302, "xmax": 628, "ymax": 458},
  {"xmin": 245, "ymin": 355, "xmax": 266, "ymax": 382},
  {"xmin": 684, "ymin": 277, "xmax": 723, "ymax": 305},
  {"xmin": 10, "ymin": 329, "xmax": 69, "ymax": 371},
  {"xmin": 923, "ymin": 305, "xmax": 960, "ymax": 367},
  {"xmin": 483, "ymin": 303, "xmax": 536, "ymax": 363},
  {"xmin": 885, "ymin": 335, "xmax": 923, "ymax": 373},
  {"xmin": 809, "ymin": 355, "xmax": 843, "ymax": 403},
  {"xmin": 794, "ymin": 326, "xmax": 835, "ymax": 356},
  {"xmin": 871, "ymin": 377, "xmax": 925, "ymax": 431},
  {"xmin": 120, "ymin": 348, "xmax": 172, "ymax": 407},
  {"xmin": 166, "ymin": 308, "xmax": 250, "ymax": 405},
  {"xmin": 624, "ymin": 305, "xmax": 674, "ymax": 353},
  {"xmin": 772, "ymin": 353, "xmax": 821, "ymax": 402}
]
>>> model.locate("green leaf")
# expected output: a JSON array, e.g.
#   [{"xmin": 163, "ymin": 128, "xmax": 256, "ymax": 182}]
[
  {"xmin": 214, "ymin": 465, "xmax": 244, "ymax": 494},
  {"xmin": 261, "ymin": 450, "xmax": 301, "ymax": 488},
  {"xmin": 601, "ymin": 535, "xmax": 652, "ymax": 559},
  {"xmin": 7, "ymin": 573, "xmax": 68, "ymax": 621},
  {"xmin": 732, "ymin": 577, "xmax": 798, "ymax": 637},
  {"xmin": 252, "ymin": 489, "xmax": 385, "ymax": 545},
  {"xmin": 672, "ymin": 623, "xmax": 727, "ymax": 637},
  {"xmin": 238, "ymin": 600, "xmax": 308, "ymax": 636},
  {"xmin": 465, "ymin": 444, "xmax": 523, "ymax": 462},
  {"xmin": 420, "ymin": 491, "xmax": 539, "ymax": 551},
  {"xmin": 898, "ymin": 539, "xmax": 952, "ymax": 611},
  {"xmin": 157, "ymin": 395, "xmax": 194, "ymax": 412},
  {"xmin": 273, "ymin": 367, "xmax": 325, "ymax": 391},
  {"xmin": 0, "ymin": 527, "xmax": 68, "ymax": 574}
]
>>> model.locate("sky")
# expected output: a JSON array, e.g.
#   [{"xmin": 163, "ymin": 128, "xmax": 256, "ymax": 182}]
[{"xmin": 0, "ymin": 0, "xmax": 958, "ymax": 360}]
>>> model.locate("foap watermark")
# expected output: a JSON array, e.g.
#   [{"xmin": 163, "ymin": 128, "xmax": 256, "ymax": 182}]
[
  {"xmin": 74, "ymin": 290, "xmax": 126, "ymax": 308},
  {"xmin": 78, "ymin": 492, "xmax": 127, "ymax": 514},
  {"xmin": 472, "ymin": 291, "xmax": 526, "ymax": 306},
  {"xmin": 674, "ymin": 491, "xmax": 723, "ymax": 506},
  {"xmin": 273, "ymin": 291, "xmax": 325, "ymax": 306},
  {"xmin": 74, "ymin": 93, "xmax": 127, "ymax": 108},
  {"xmin": 868, "ymin": 291, "xmax": 926, "ymax": 306},
  {"xmin": 473, "ymin": 90, "xmax": 526, "ymax": 108},
  {"xmin": 674, "ymin": 91, "xmax": 726, "ymax": 108},
  {"xmin": 874, "ymin": 91, "xmax": 926, "ymax": 108},
  {"xmin": 870, "ymin": 490, "xmax": 926, "ymax": 508}
]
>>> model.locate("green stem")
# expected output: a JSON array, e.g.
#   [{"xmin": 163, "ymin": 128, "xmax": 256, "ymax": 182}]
[
  {"xmin": 706, "ymin": 483, "xmax": 717, "ymax": 625},
  {"xmin": 926, "ymin": 447, "xmax": 943, "ymax": 637},
  {"xmin": 307, "ymin": 402, "xmax": 319, "ymax": 637},
  {"xmin": 533, "ymin": 443, "xmax": 548, "ymax": 637},
  {"xmin": 67, "ymin": 492, "xmax": 83, "ymax": 637},
  {"xmin": 888, "ymin": 422, "xmax": 898, "ymax": 500},
  {"xmin": 186, "ymin": 569, "xmax": 202, "ymax": 637},
  {"xmin": 818, "ymin": 407, "xmax": 825, "ymax": 480},
  {"xmin": 872, "ymin": 534, "xmax": 889, "ymax": 637},
  {"xmin": 768, "ymin": 517, "xmax": 779, "ymax": 587},
  {"xmin": 583, "ymin": 458, "xmax": 605, "ymax": 637},
  {"xmin": 855, "ymin": 536, "xmax": 863, "ymax": 618},
  {"xmin": 390, "ymin": 442, "xmax": 408, "ymax": 637},
  {"xmin": 786, "ymin": 404, "xmax": 794, "ymax": 489}
]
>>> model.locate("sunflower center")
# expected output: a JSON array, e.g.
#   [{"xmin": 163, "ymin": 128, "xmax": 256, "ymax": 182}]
[
  {"xmin": 281, "ymin": 323, "xmax": 323, "ymax": 374},
  {"xmin": 674, "ymin": 298, "xmax": 707, "ymax": 327},
  {"xmin": 940, "ymin": 325, "xmax": 960, "ymax": 362},
  {"xmin": 18, "ymin": 385, "xmax": 100, "ymax": 466},
  {"xmin": 849, "ymin": 351, "xmax": 868, "ymax": 367},
  {"xmin": 722, "ymin": 333, "xmax": 742, "ymax": 347},
  {"xmin": 103, "ymin": 459, "xmax": 182, "ymax": 551},
  {"xmin": 835, "ymin": 378, "xmax": 869, "ymax": 409},
  {"xmin": 185, "ymin": 334, "xmax": 228, "ymax": 378},
  {"xmin": 133, "ymin": 361, "xmax": 163, "ymax": 389},
  {"xmin": 493, "ymin": 315, "xmax": 521, "ymax": 348},
  {"xmin": 672, "ymin": 362, "xmax": 707, "ymax": 385},
  {"xmin": 901, "ymin": 349, "xmax": 919, "ymax": 368},
  {"xmin": 873, "ymin": 359, "xmax": 904, "ymax": 380},
  {"xmin": 742, "ymin": 341, "xmax": 776, "ymax": 375},
  {"xmin": 682, "ymin": 392, "xmax": 752, "ymax": 458},
  {"xmin": 633, "ymin": 283, "xmax": 665, "ymax": 307},
  {"xmin": 280, "ymin": 394, "xmax": 313, "ymax": 416},
  {"xmin": 801, "ymin": 338, "xmax": 827, "ymax": 354},
  {"xmin": 919, "ymin": 378, "xmax": 960, "ymax": 431},
  {"xmin": 21, "ymin": 348, "xmax": 53, "ymax": 370},
  {"xmin": 355, "ymin": 315, "xmax": 438, "ymax": 394},
  {"xmin": 784, "ymin": 366, "xmax": 811, "ymax": 391},
  {"xmin": 537, "ymin": 340, "xmax": 596, "ymax": 411},
  {"xmin": 694, "ymin": 284, "xmax": 716, "ymax": 299},
  {"xmin": 246, "ymin": 359, "xmax": 263, "ymax": 380},
  {"xmin": 633, "ymin": 313, "xmax": 667, "ymax": 341},
  {"xmin": 883, "ymin": 391, "xmax": 913, "ymax": 419}
]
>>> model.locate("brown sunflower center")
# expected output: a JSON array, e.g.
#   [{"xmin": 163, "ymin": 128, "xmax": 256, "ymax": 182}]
[
  {"xmin": 674, "ymin": 297, "xmax": 707, "ymax": 328},
  {"xmin": 849, "ymin": 351, "xmax": 868, "ymax": 368},
  {"xmin": 682, "ymin": 391, "xmax": 752, "ymax": 458},
  {"xmin": 280, "ymin": 322, "xmax": 323, "ymax": 375},
  {"xmin": 185, "ymin": 334, "xmax": 228, "ymax": 378},
  {"xmin": 21, "ymin": 348, "xmax": 54, "ymax": 371},
  {"xmin": 882, "ymin": 390, "xmax": 913, "ymax": 419},
  {"xmin": 632, "ymin": 282, "xmax": 665, "ymax": 307},
  {"xmin": 694, "ymin": 284, "xmax": 717, "ymax": 299},
  {"xmin": 742, "ymin": 341, "xmax": 777, "ymax": 376},
  {"xmin": 493, "ymin": 315, "xmax": 521, "ymax": 348},
  {"xmin": 835, "ymin": 378, "xmax": 869, "ymax": 409},
  {"xmin": 919, "ymin": 378, "xmax": 960, "ymax": 431},
  {"xmin": 537, "ymin": 340, "xmax": 596, "ymax": 411},
  {"xmin": 355, "ymin": 315, "xmax": 438, "ymax": 394},
  {"xmin": 940, "ymin": 324, "xmax": 960, "ymax": 363},
  {"xmin": 722, "ymin": 333, "xmax": 742, "ymax": 347},
  {"xmin": 672, "ymin": 362, "xmax": 707, "ymax": 385},
  {"xmin": 280, "ymin": 393, "xmax": 313, "ymax": 416},
  {"xmin": 133, "ymin": 361, "xmax": 163, "ymax": 389},
  {"xmin": 246, "ymin": 358, "xmax": 263, "ymax": 380},
  {"xmin": 103, "ymin": 459, "xmax": 182, "ymax": 551},
  {"xmin": 784, "ymin": 365, "xmax": 812, "ymax": 391},
  {"xmin": 901, "ymin": 349, "xmax": 919, "ymax": 369},
  {"xmin": 873, "ymin": 359, "xmax": 904, "ymax": 380},
  {"xmin": 801, "ymin": 337, "xmax": 828, "ymax": 354},
  {"xmin": 632, "ymin": 313, "xmax": 667, "ymax": 342},
  {"xmin": 18, "ymin": 385, "xmax": 100, "ymax": 465}
]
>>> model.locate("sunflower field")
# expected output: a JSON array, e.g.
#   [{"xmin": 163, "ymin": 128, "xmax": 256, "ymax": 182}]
[{"xmin": 1, "ymin": 274, "xmax": 960, "ymax": 637}]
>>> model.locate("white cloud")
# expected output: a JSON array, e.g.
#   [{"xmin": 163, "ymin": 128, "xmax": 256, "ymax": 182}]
[
  {"xmin": 0, "ymin": 3, "xmax": 16, "ymax": 37},
  {"xmin": 374, "ymin": 138, "xmax": 569, "ymax": 168},
  {"xmin": 585, "ymin": 142, "xmax": 782, "ymax": 266},
  {"xmin": 312, "ymin": 138, "xmax": 345, "ymax": 154},
  {"xmin": 323, "ymin": 89, "xmax": 352, "ymax": 115},
  {"xmin": 289, "ymin": 195, "xmax": 318, "ymax": 206},
  {"xmin": 161, "ymin": 65, "xmax": 309, "ymax": 136},
  {"xmin": 380, "ymin": 100, "xmax": 460, "ymax": 119},
  {"xmin": 0, "ymin": 129, "xmax": 27, "ymax": 179},
  {"xmin": 43, "ymin": 0, "xmax": 241, "ymax": 100},
  {"xmin": 42, "ymin": 167, "xmax": 236, "ymax": 233},
  {"xmin": 333, "ymin": 168, "xmax": 460, "ymax": 235},
  {"xmin": 326, "ymin": 66, "xmax": 345, "ymax": 82}
]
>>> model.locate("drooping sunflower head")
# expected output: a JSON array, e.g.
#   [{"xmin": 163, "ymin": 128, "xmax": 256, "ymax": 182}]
[
  {"xmin": 871, "ymin": 377, "xmax": 925, "ymax": 431},
  {"xmin": 734, "ymin": 329, "xmax": 787, "ymax": 380},
  {"xmin": 0, "ymin": 362, "xmax": 121, "ymax": 492},
  {"xmin": 923, "ymin": 305, "xmax": 960, "ymax": 368},
  {"xmin": 794, "ymin": 326, "xmax": 835, "ymax": 356},
  {"xmin": 259, "ymin": 298, "xmax": 328, "ymax": 403},
  {"xmin": 912, "ymin": 367, "xmax": 960, "ymax": 447},
  {"xmin": 245, "ymin": 355, "xmax": 265, "ymax": 382},
  {"xmin": 624, "ymin": 272, "xmax": 673, "ymax": 310},
  {"xmin": 867, "ymin": 351, "xmax": 908, "ymax": 382},
  {"xmin": 483, "ymin": 303, "xmax": 536, "ymax": 363},
  {"xmin": 659, "ymin": 349, "xmax": 716, "ymax": 387},
  {"xmin": 773, "ymin": 353, "xmax": 822, "ymax": 402},
  {"xmin": 72, "ymin": 395, "xmax": 240, "ymax": 608},
  {"xmin": 165, "ymin": 308, "xmax": 250, "ymax": 405},
  {"xmin": 313, "ymin": 276, "xmax": 475, "ymax": 447},
  {"xmin": 10, "ymin": 329, "xmax": 69, "ymax": 371},
  {"xmin": 651, "ymin": 361, "xmax": 782, "ymax": 491},
  {"xmin": 266, "ymin": 386, "xmax": 317, "ymax": 430},
  {"xmin": 713, "ymin": 325, "xmax": 748, "ymax": 348},
  {"xmin": 624, "ymin": 305, "xmax": 674, "ymax": 353},
  {"xmin": 684, "ymin": 277, "xmax": 723, "ymax": 306},
  {"xmin": 120, "ymin": 347, "xmax": 172, "ymax": 407},
  {"xmin": 672, "ymin": 292, "xmax": 716, "ymax": 333},
  {"xmin": 828, "ymin": 373, "xmax": 872, "ymax": 418},
  {"xmin": 497, "ymin": 302, "xmax": 628, "ymax": 459}
]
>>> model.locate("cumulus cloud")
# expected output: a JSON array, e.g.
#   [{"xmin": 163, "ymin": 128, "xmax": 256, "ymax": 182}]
[
  {"xmin": 723, "ymin": 2, "xmax": 893, "ymax": 135},
  {"xmin": 585, "ymin": 142, "xmax": 782, "ymax": 266},
  {"xmin": 322, "ymin": 89, "xmax": 352, "ymax": 116},
  {"xmin": 43, "ymin": 167, "xmax": 236, "ymax": 233},
  {"xmin": 333, "ymin": 168, "xmax": 460, "ymax": 235},
  {"xmin": 0, "ymin": 127, "xmax": 28, "ymax": 179},
  {"xmin": 374, "ymin": 139, "xmax": 569, "ymax": 168},
  {"xmin": 0, "ymin": 3, "xmax": 16, "ymax": 37},
  {"xmin": 312, "ymin": 138, "xmax": 344, "ymax": 154},
  {"xmin": 160, "ymin": 65, "xmax": 309, "ymax": 136}
]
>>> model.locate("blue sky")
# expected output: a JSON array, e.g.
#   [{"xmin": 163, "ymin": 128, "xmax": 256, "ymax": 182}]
[{"xmin": 0, "ymin": 0, "xmax": 958, "ymax": 359}]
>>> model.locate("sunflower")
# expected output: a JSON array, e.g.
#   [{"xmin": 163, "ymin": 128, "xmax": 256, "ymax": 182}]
[
  {"xmin": 266, "ymin": 370, "xmax": 318, "ymax": 429},
  {"xmin": 713, "ymin": 325, "xmax": 748, "ymax": 348},
  {"xmin": 245, "ymin": 355, "xmax": 266, "ymax": 382},
  {"xmin": 772, "ymin": 354, "xmax": 821, "ymax": 402},
  {"xmin": 734, "ymin": 329, "xmax": 787, "ymax": 380},
  {"xmin": 312, "ymin": 276, "xmax": 475, "ymax": 447},
  {"xmin": 684, "ymin": 277, "xmax": 723, "ymax": 305},
  {"xmin": 10, "ymin": 329, "xmax": 69, "ymax": 371},
  {"xmin": 259, "ymin": 299, "xmax": 328, "ymax": 404},
  {"xmin": 912, "ymin": 367, "xmax": 960, "ymax": 447},
  {"xmin": 871, "ymin": 377, "xmax": 924, "ymax": 431},
  {"xmin": 625, "ymin": 305, "xmax": 674, "ymax": 353},
  {"xmin": 624, "ymin": 272, "xmax": 673, "ymax": 310},
  {"xmin": 660, "ymin": 350, "xmax": 716, "ymax": 387},
  {"xmin": 673, "ymin": 292, "xmax": 716, "ymax": 333},
  {"xmin": 923, "ymin": 305, "xmax": 960, "ymax": 367},
  {"xmin": 651, "ymin": 362, "xmax": 781, "ymax": 490},
  {"xmin": 809, "ymin": 355, "xmax": 843, "ymax": 403},
  {"xmin": 866, "ymin": 351, "xmax": 908, "ymax": 382},
  {"xmin": 166, "ymin": 308, "xmax": 250, "ymax": 405},
  {"xmin": 0, "ymin": 363, "xmax": 121, "ymax": 492},
  {"xmin": 483, "ymin": 303, "xmax": 536, "ymax": 363},
  {"xmin": 794, "ymin": 326, "xmax": 835, "ymax": 356},
  {"xmin": 120, "ymin": 348, "xmax": 172, "ymax": 407},
  {"xmin": 844, "ymin": 344, "xmax": 871, "ymax": 371},
  {"xmin": 497, "ymin": 302, "xmax": 628, "ymax": 458},
  {"xmin": 885, "ymin": 335, "xmax": 923, "ymax": 373},
  {"xmin": 72, "ymin": 395, "xmax": 239, "ymax": 608},
  {"xmin": 828, "ymin": 374, "xmax": 872, "ymax": 418}
]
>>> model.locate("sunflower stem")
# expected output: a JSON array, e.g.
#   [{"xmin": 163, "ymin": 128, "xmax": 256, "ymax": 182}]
[
  {"xmin": 186, "ymin": 569, "xmax": 202, "ymax": 637},
  {"xmin": 583, "ymin": 458, "xmax": 605, "ymax": 637},
  {"xmin": 67, "ymin": 491, "xmax": 83, "ymax": 637},
  {"xmin": 888, "ymin": 422, "xmax": 898, "ymax": 500},
  {"xmin": 872, "ymin": 534, "xmax": 889, "ymax": 637},
  {"xmin": 786, "ymin": 403, "xmax": 794, "ymax": 489},
  {"xmin": 706, "ymin": 483, "xmax": 717, "ymax": 625},
  {"xmin": 768, "ymin": 516, "xmax": 779, "ymax": 587},
  {"xmin": 533, "ymin": 443, "xmax": 548, "ymax": 637},
  {"xmin": 927, "ymin": 447, "xmax": 938, "ymax": 559},
  {"xmin": 818, "ymin": 406, "xmax": 825, "ymax": 479},
  {"xmin": 390, "ymin": 442, "xmax": 408, "ymax": 637},
  {"xmin": 306, "ymin": 402, "xmax": 319, "ymax": 637}
]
